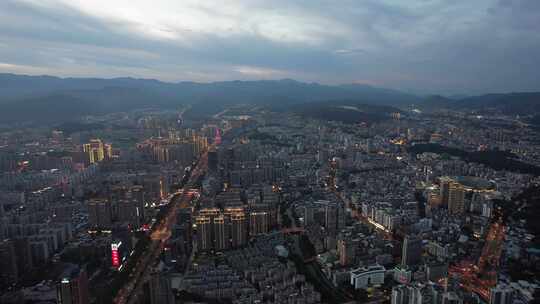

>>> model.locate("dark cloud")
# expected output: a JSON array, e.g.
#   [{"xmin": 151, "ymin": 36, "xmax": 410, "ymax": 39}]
[{"xmin": 0, "ymin": 0, "xmax": 538, "ymax": 94}]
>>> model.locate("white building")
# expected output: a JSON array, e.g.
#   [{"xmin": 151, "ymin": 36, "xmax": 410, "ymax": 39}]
[
  {"xmin": 490, "ymin": 283, "xmax": 514, "ymax": 304},
  {"xmin": 350, "ymin": 265, "xmax": 385, "ymax": 289}
]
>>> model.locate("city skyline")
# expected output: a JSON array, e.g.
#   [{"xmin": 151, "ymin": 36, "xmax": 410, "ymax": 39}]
[{"xmin": 1, "ymin": 1, "xmax": 540, "ymax": 304}]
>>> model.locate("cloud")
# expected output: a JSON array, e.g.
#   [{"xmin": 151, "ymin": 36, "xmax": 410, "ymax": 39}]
[
  {"xmin": 0, "ymin": 0, "xmax": 538, "ymax": 94},
  {"xmin": 334, "ymin": 49, "xmax": 367, "ymax": 55},
  {"xmin": 233, "ymin": 66, "xmax": 295, "ymax": 78}
]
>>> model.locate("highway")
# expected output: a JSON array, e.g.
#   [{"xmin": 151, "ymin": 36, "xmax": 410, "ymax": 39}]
[
  {"xmin": 449, "ymin": 220, "xmax": 505, "ymax": 301},
  {"xmin": 114, "ymin": 151, "xmax": 208, "ymax": 304}
]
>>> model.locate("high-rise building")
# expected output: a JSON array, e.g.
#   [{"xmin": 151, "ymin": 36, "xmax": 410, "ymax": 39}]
[
  {"xmin": 391, "ymin": 285, "xmax": 409, "ymax": 304},
  {"xmin": 262, "ymin": 189, "xmax": 280, "ymax": 229},
  {"xmin": 427, "ymin": 192, "xmax": 442, "ymax": 215},
  {"xmin": 0, "ymin": 152, "xmax": 17, "ymax": 172},
  {"xmin": 117, "ymin": 200, "xmax": 144, "ymax": 228},
  {"xmin": 87, "ymin": 199, "xmax": 113, "ymax": 230},
  {"xmin": 324, "ymin": 203, "xmax": 345, "ymax": 234},
  {"xmin": 447, "ymin": 182, "xmax": 465, "ymax": 215},
  {"xmin": 195, "ymin": 216, "xmax": 213, "ymax": 252},
  {"xmin": 249, "ymin": 211, "xmax": 269, "ymax": 236},
  {"xmin": 325, "ymin": 204, "xmax": 338, "ymax": 233},
  {"xmin": 208, "ymin": 148, "xmax": 219, "ymax": 172},
  {"xmin": 490, "ymin": 284, "xmax": 514, "ymax": 304},
  {"xmin": 402, "ymin": 284, "xmax": 439, "ymax": 304},
  {"xmin": 0, "ymin": 239, "xmax": 18, "ymax": 287},
  {"xmin": 57, "ymin": 266, "xmax": 89, "ymax": 304},
  {"xmin": 198, "ymin": 207, "xmax": 221, "ymax": 218},
  {"xmin": 218, "ymin": 190, "xmax": 243, "ymax": 208},
  {"xmin": 439, "ymin": 176, "xmax": 453, "ymax": 207},
  {"xmin": 13, "ymin": 237, "xmax": 33, "ymax": 275},
  {"xmin": 425, "ymin": 261, "xmax": 448, "ymax": 282},
  {"xmin": 29, "ymin": 240, "xmax": 50, "ymax": 264},
  {"xmin": 304, "ymin": 205, "xmax": 317, "ymax": 226},
  {"xmin": 0, "ymin": 215, "xmax": 5, "ymax": 241},
  {"xmin": 440, "ymin": 177, "xmax": 466, "ymax": 215},
  {"xmin": 129, "ymin": 186, "xmax": 145, "ymax": 220},
  {"xmin": 175, "ymin": 208, "xmax": 193, "ymax": 252},
  {"xmin": 338, "ymin": 238, "xmax": 358, "ymax": 266},
  {"xmin": 195, "ymin": 207, "xmax": 250, "ymax": 251},
  {"xmin": 213, "ymin": 215, "xmax": 230, "ymax": 251},
  {"xmin": 402, "ymin": 235, "xmax": 423, "ymax": 267},
  {"xmin": 350, "ymin": 265, "xmax": 385, "ymax": 289},
  {"xmin": 83, "ymin": 139, "xmax": 112, "ymax": 164},
  {"xmin": 230, "ymin": 212, "xmax": 247, "ymax": 248},
  {"xmin": 145, "ymin": 272, "xmax": 175, "ymax": 304}
]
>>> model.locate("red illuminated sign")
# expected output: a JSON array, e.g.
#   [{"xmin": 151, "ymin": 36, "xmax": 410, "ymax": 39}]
[{"xmin": 111, "ymin": 243, "xmax": 121, "ymax": 268}]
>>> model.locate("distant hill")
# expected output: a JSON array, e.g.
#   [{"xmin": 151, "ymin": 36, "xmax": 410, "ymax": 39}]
[
  {"xmin": 2, "ymin": 73, "xmax": 539, "ymax": 124},
  {"xmin": 409, "ymin": 143, "xmax": 540, "ymax": 176},
  {"xmin": 0, "ymin": 94, "xmax": 100, "ymax": 123},
  {"xmin": 0, "ymin": 86, "xmax": 180, "ymax": 123},
  {"xmin": 421, "ymin": 92, "xmax": 540, "ymax": 115},
  {"xmin": 457, "ymin": 92, "xmax": 540, "ymax": 115},
  {"xmin": 0, "ymin": 73, "xmax": 418, "ymax": 123},
  {"xmin": 0, "ymin": 74, "xmax": 418, "ymax": 107},
  {"xmin": 284, "ymin": 100, "xmax": 401, "ymax": 124},
  {"xmin": 420, "ymin": 95, "xmax": 455, "ymax": 110}
]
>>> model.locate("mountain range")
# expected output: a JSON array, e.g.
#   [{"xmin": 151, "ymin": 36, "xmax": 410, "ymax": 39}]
[
  {"xmin": 421, "ymin": 93, "xmax": 540, "ymax": 115},
  {"xmin": 0, "ymin": 73, "xmax": 539, "ymax": 124}
]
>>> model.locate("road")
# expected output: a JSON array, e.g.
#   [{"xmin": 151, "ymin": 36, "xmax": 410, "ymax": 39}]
[
  {"xmin": 212, "ymin": 108, "xmax": 230, "ymax": 119},
  {"xmin": 333, "ymin": 187, "xmax": 393, "ymax": 240},
  {"xmin": 449, "ymin": 221, "xmax": 505, "ymax": 301},
  {"xmin": 114, "ymin": 151, "xmax": 208, "ymax": 304}
]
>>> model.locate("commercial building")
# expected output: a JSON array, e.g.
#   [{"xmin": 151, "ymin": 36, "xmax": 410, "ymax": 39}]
[
  {"xmin": 448, "ymin": 182, "xmax": 465, "ymax": 215},
  {"xmin": 83, "ymin": 139, "xmax": 112, "ymax": 164},
  {"xmin": 402, "ymin": 235, "xmax": 423, "ymax": 267},
  {"xmin": 338, "ymin": 238, "xmax": 359, "ymax": 266},
  {"xmin": 440, "ymin": 177, "xmax": 465, "ymax": 215},
  {"xmin": 229, "ymin": 211, "xmax": 248, "ymax": 248},
  {"xmin": 195, "ymin": 215, "xmax": 213, "ymax": 252},
  {"xmin": 490, "ymin": 284, "xmax": 515, "ymax": 304},
  {"xmin": 110, "ymin": 240, "xmax": 128, "ymax": 270},
  {"xmin": 87, "ymin": 199, "xmax": 113, "ymax": 230},
  {"xmin": 196, "ymin": 207, "xmax": 250, "ymax": 252},
  {"xmin": 350, "ymin": 265, "xmax": 386, "ymax": 289},
  {"xmin": 213, "ymin": 215, "xmax": 230, "ymax": 251},
  {"xmin": 325, "ymin": 203, "xmax": 345, "ymax": 234},
  {"xmin": 57, "ymin": 266, "xmax": 89, "ymax": 304},
  {"xmin": 249, "ymin": 211, "xmax": 269, "ymax": 236}
]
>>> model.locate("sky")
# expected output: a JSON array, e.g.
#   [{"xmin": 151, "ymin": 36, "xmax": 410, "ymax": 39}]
[{"xmin": 0, "ymin": 0, "xmax": 539, "ymax": 94}]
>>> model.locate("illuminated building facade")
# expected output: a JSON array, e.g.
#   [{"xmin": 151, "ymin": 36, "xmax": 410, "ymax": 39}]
[
  {"xmin": 111, "ymin": 241, "xmax": 127, "ymax": 270},
  {"xmin": 249, "ymin": 211, "xmax": 269, "ymax": 236},
  {"xmin": 57, "ymin": 266, "xmax": 89, "ymax": 304},
  {"xmin": 230, "ymin": 212, "xmax": 248, "ymax": 248},
  {"xmin": 83, "ymin": 139, "xmax": 112, "ymax": 164},
  {"xmin": 195, "ymin": 216, "xmax": 213, "ymax": 252},
  {"xmin": 447, "ymin": 182, "xmax": 465, "ymax": 215}
]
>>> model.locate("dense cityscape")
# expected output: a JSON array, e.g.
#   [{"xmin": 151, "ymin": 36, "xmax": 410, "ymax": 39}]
[
  {"xmin": 1, "ymin": 1, "xmax": 540, "ymax": 304},
  {"xmin": 1, "ymin": 102, "xmax": 539, "ymax": 304}
]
